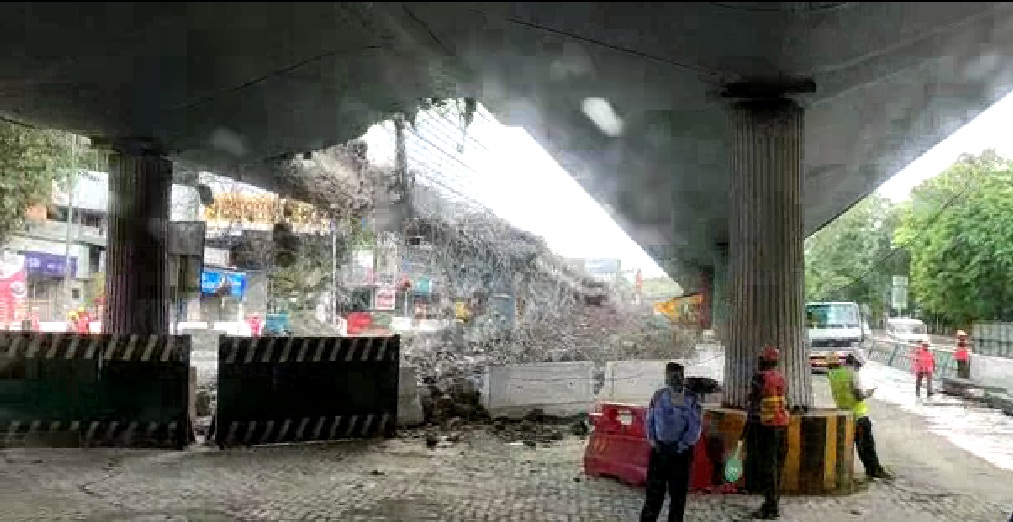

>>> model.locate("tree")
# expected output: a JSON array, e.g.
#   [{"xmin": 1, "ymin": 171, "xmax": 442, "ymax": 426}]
[
  {"xmin": 267, "ymin": 216, "xmax": 375, "ymax": 311},
  {"xmin": 0, "ymin": 122, "xmax": 107, "ymax": 244},
  {"xmin": 804, "ymin": 193, "xmax": 899, "ymax": 324},
  {"xmin": 894, "ymin": 150, "xmax": 1013, "ymax": 327}
]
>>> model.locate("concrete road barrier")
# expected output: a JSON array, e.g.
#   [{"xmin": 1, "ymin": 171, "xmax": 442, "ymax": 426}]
[
  {"xmin": 599, "ymin": 359, "xmax": 668, "ymax": 405},
  {"xmin": 971, "ymin": 354, "xmax": 1013, "ymax": 391},
  {"xmin": 482, "ymin": 361, "xmax": 594, "ymax": 419},
  {"xmin": 397, "ymin": 366, "xmax": 424, "ymax": 428}
]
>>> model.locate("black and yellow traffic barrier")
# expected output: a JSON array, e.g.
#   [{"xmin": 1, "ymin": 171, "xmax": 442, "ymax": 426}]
[
  {"xmin": 702, "ymin": 407, "xmax": 855, "ymax": 495},
  {"xmin": 214, "ymin": 335, "xmax": 400, "ymax": 448},
  {"xmin": 0, "ymin": 333, "xmax": 191, "ymax": 449}
]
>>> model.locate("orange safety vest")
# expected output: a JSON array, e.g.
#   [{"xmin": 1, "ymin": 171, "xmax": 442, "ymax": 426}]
[
  {"xmin": 954, "ymin": 342, "xmax": 970, "ymax": 362},
  {"xmin": 913, "ymin": 348, "xmax": 935, "ymax": 373},
  {"xmin": 759, "ymin": 370, "xmax": 790, "ymax": 427}
]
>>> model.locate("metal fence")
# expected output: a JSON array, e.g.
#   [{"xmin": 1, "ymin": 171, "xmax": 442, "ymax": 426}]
[
  {"xmin": 866, "ymin": 340, "xmax": 957, "ymax": 379},
  {"xmin": 971, "ymin": 322, "xmax": 1013, "ymax": 358}
]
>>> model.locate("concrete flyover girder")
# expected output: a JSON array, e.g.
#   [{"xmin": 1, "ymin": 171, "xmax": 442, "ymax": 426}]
[{"xmin": 2, "ymin": 3, "xmax": 1013, "ymax": 287}]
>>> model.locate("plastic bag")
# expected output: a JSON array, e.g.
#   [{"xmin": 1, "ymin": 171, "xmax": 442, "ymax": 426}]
[{"xmin": 724, "ymin": 441, "xmax": 743, "ymax": 483}]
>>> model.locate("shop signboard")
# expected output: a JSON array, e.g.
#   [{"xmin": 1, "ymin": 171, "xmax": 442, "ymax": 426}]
[
  {"xmin": 344, "ymin": 249, "xmax": 375, "ymax": 287},
  {"xmin": 203, "ymin": 247, "xmax": 231, "ymax": 268},
  {"xmin": 375, "ymin": 284, "xmax": 396, "ymax": 311},
  {"xmin": 22, "ymin": 251, "xmax": 77, "ymax": 278},
  {"xmin": 200, "ymin": 269, "xmax": 247, "ymax": 298}
]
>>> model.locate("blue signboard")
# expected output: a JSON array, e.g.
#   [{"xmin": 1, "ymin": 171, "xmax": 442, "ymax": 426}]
[
  {"xmin": 22, "ymin": 251, "xmax": 78, "ymax": 278},
  {"xmin": 200, "ymin": 269, "xmax": 247, "ymax": 298}
]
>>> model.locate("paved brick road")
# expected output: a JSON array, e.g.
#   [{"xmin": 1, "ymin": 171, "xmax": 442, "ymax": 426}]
[{"xmin": 1, "ymin": 377, "xmax": 1011, "ymax": 521}]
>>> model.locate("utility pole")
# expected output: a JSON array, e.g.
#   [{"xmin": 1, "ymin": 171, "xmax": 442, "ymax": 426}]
[
  {"xmin": 62, "ymin": 135, "xmax": 78, "ymax": 317},
  {"xmin": 330, "ymin": 210, "xmax": 338, "ymax": 325},
  {"xmin": 393, "ymin": 113, "xmax": 412, "ymax": 320}
]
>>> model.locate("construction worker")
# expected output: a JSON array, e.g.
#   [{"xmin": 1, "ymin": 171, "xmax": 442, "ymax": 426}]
[
  {"xmin": 741, "ymin": 346, "xmax": 789, "ymax": 520},
  {"xmin": 913, "ymin": 341, "xmax": 936, "ymax": 399},
  {"xmin": 827, "ymin": 353, "xmax": 893, "ymax": 480},
  {"xmin": 954, "ymin": 330, "xmax": 972, "ymax": 379},
  {"xmin": 247, "ymin": 314, "xmax": 264, "ymax": 337},
  {"xmin": 641, "ymin": 361, "xmax": 702, "ymax": 522}
]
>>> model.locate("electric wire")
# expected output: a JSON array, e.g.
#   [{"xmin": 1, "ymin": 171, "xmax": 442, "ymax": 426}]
[{"xmin": 814, "ymin": 166, "xmax": 982, "ymax": 300}]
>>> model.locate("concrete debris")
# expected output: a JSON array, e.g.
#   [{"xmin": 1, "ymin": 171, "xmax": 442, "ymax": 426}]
[{"xmin": 488, "ymin": 409, "xmax": 582, "ymax": 445}]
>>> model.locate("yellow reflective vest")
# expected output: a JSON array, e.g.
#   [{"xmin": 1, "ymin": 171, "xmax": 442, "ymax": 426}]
[{"xmin": 827, "ymin": 367, "xmax": 869, "ymax": 418}]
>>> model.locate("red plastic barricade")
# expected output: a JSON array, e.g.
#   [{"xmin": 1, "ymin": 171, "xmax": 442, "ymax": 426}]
[
  {"xmin": 345, "ymin": 312, "xmax": 373, "ymax": 335},
  {"xmin": 583, "ymin": 402, "xmax": 743, "ymax": 494},
  {"xmin": 584, "ymin": 402, "xmax": 651, "ymax": 486}
]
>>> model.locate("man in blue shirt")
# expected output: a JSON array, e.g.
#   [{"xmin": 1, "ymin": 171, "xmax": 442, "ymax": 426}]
[{"xmin": 641, "ymin": 362, "xmax": 703, "ymax": 522}]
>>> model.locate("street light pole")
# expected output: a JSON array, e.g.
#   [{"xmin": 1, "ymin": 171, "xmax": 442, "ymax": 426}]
[
  {"xmin": 62, "ymin": 135, "xmax": 78, "ymax": 317},
  {"xmin": 331, "ymin": 216, "xmax": 338, "ymax": 325}
]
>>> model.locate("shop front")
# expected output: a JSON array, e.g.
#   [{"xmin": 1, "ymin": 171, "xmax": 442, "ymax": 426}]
[{"xmin": 22, "ymin": 251, "xmax": 78, "ymax": 321}]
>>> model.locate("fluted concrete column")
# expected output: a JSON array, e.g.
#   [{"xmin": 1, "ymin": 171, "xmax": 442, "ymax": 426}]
[
  {"xmin": 724, "ymin": 98, "xmax": 811, "ymax": 409},
  {"xmin": 711, "ymin": 260, "xmax": 729, "ymax": 344},
  {"xmin": 104, "ymin": 152, "xmax": 172, "ymax": 334}
]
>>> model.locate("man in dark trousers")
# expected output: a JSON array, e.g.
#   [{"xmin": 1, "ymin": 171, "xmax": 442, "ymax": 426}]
[
  {"xmin": 641, "ymin": 361, "xmax": 703, "ymax": 522},
  {"xmin": 827, "ymin": 353, "xmax": 893, "ymax": 480},
  {"xmin": 741, "ymin": 346, "xmax": 790, "ymax": 520}
]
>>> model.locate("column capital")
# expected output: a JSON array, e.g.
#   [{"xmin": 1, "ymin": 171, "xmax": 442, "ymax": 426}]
[
  {"xmin": 92, "ymin": 137, "xmax": 167, "ymax": 157},
  {"xmin": 720, "ymin": 76, "xmax": 816, "ymax": 101}
]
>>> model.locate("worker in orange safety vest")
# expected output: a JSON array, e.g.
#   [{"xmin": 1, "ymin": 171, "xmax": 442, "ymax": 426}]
[
  {"xmin": 912, "ymin": 342, "xmax": 936, "ymax": 399},
  {"xmin": 741, "ymin": 346, "xmax": 790, "ymax": 520},
  {"xmin": 954, "ymin": 330, "xmax": 972, "ymax": 379}
]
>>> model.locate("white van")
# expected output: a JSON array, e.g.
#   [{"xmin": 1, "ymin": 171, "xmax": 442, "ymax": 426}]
[{"xmin": 885, "ymin": 317, "xmax": 929, "ymax": 347}]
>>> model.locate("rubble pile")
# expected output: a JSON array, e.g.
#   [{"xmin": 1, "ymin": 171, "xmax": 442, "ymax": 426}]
[
  {"xmin": 419, "ymin": 372, "xmax": 488, "ymax": 425},
  {"xmin": 399, "ymin": 300, "xmax": 696, "ymax": 384},
  {"xmin": 488, "ymin": 409, "xmax": 589, "ymax": 445}
]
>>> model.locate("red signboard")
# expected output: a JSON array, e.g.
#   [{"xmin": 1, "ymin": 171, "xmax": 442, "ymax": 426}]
[{"xmin": 0, "ymin": 253, "xmax": 29, "ymax": 326}]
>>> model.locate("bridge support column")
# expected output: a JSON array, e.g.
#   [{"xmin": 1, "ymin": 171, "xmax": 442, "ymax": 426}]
[
  {"xmin": 103, "ymin": 151, "xmax": 172, "ymax": 334},
  {"xmin": 724, "ymin": 98, "xmax": 811, "ymax": 409},
  {"xmin": 710, "ymin": 258, "xmax": 729, "ymax": 344}
]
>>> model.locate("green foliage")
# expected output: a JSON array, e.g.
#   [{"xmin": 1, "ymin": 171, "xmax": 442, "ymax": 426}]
[
  {"xmin": 894, "ymin": 150, "xmax": 1013, "ymax": 325},
  {"xmin": 269, "ymin": 233, "xmax": 331, "ymax": 310},
  {"xmin": 804, "ymin": 193, "xmax": 899, "ymax": 322},
  {"xmin": 268, "ymin": 217, "xmax": 374, "ymax": 311},
  {"xmin": 0, "ymin": 122, "xmax": 107, "ymax": 243}
]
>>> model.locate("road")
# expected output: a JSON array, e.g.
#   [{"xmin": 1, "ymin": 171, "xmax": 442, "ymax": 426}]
[{"xmin": 2, "ymin": 366, "xmax": 1012, "ymax": 520}]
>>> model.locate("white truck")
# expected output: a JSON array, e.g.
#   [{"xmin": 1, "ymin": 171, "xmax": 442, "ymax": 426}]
[{"xmin": 806, "ymin": 301, "xmax": 866, "ymax": 372}]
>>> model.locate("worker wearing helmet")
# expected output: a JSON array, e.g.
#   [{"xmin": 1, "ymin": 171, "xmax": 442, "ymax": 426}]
[
  {"xmin": 741, "ymin": 346, "xmax": 790, "ymax": 520},
  {"xmin": 912, "ymin": 342, "xmax": 936, "ymax": 399},
  {"xmin": 827, "ymin": 353, "xmax": 893, "ymax": 480},
  {"xmin": 954, "ymin": 330, "xmax": 972, "ymax": 379}
]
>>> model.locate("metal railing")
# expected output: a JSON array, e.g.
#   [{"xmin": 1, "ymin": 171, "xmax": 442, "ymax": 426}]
[{"xmin": 866, "ymin": 339, "xmax": 958, "ymax": 379}]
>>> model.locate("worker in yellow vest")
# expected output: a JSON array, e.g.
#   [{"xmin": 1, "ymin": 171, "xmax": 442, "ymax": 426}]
[{"xmin": 827, "ymin": 353, "xmax": 893, "ymax": 480}]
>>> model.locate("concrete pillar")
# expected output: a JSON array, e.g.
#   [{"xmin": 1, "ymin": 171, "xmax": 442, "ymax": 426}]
[
  {"xmin": 724, "ymin": 98, "xmax": 811, "ymax": 409},
  {"xmin": 104, "ymin": 152, "xmax": 172, "ymax": 334}
]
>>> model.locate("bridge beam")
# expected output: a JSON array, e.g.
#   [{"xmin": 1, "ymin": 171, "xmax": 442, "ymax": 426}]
[
  {"xmin": 723, "ymin": 97, "xmax": 811, "ymax": 409},
  {"xmin": 103, "ymin": 149, "xmax": 172, "ymax": 334}
]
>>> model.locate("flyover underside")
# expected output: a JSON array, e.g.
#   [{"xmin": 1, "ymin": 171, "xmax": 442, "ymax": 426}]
[{"xmin": 3, "ymin": 3, "xmax": 1013, "ymax": 293}]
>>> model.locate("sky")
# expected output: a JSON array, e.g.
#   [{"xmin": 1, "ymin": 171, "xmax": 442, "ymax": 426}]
[{"xmin": 361, "ymin": 91, "xmax": 1013, "ymax": 280}]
